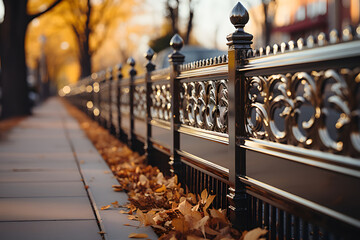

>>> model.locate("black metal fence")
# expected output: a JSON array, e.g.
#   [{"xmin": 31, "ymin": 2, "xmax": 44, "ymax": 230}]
[{"xmin": 63, "ymin": 2, "xmax": 360, "ymax": 239}]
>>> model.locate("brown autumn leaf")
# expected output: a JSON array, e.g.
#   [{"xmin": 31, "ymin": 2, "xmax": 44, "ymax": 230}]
[
  {"xmin": 209, "ymin": 208, "xmax": 228, "ymax": 224},
  {"xmin": 111, "ymin": 201, "xmax": 120, "ymax": 208},
  {"xmin": 187, "ymin": 236, "xmax": 207, "ymax": 240},
  {"xmin": 243, "ymin": 227, "xmax": 268, "ymax": 240},
  {"xmin": 204, "ymin": 196, "xmax": 216, "ymax": 210},
  {"xmin": 100, "ymin": 205, "xmax": 111, "ymax": 210},
  {"xmin": 193, "ymin": 215, "xmax": 209, "ymax": 238},
  {"xmin": 200, "ymin": 189, "xmax": 208, "ymax": 204},
  {"xmin": 128, "ymin": 233, "xmax": 149, "ymax": 238},
  {"xmin": 172, "ymin": 216, "xmax": 188, "ymax": 233},
  {"xmin": 155, "ymin": 184, "xmax": 166, "ymax": 193},
  {"xmin": 139, "ymin": 174, "xmax": 148, "ymax": 186},
  {"xmin": 128, "ymin": 215, "xmax": 137, "ymax": 220},
  {"xmin": 136, "ymin": 209, "xmax": 155, "ymax": 226},
  {"xmin": 178, "ymin": 200, "xmax": 193, "ymax": 216}
]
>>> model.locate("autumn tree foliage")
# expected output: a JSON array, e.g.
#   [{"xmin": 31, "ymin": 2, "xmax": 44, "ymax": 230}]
[
  {"xmin": 26, "ymin": 0, "xmax": 147, "ymax": 84},
  {"xmin": 0, "ymin": 0, "xmax": 62, "ymax": 118},
  {"xmin": 0, "ymin": 0, "xmax": 148, "ymax": 118},
  {"xmin": 60, "ymin": 0, "xmax": 141, "ymax": 78}
]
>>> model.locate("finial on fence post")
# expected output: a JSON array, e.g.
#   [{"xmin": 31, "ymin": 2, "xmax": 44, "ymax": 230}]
[
  {"xmin": 227, "ymin": 1, "xmax": 253, "ymax": 232},
  {"xmin": 169, "ymin": 33, "xmax": 185, "ymax": 67},
  {"xmin": 116, "ymin": 64, "xmax": 123, "ymax": 80},
  {"xmin": 128, "ymin": 57, "xmax": 137, "ymax": 77},
  {"xmin": 227, "ymin": 2, "xmax": 253, "ymax": 52},
  {"xmin": 145, "ymin": 47, "xmax": 155, "ymax": 72}
]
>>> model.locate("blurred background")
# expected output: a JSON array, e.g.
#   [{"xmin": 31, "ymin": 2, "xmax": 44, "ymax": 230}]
[{"xmin": 0, "ymin": 0, "xmax": 359, "ymax": 118}]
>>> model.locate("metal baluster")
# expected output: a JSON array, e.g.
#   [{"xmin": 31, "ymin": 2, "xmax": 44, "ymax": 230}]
[
  {"xmin": 258, "ymin": 199, "xmax": 263, "ymax": 228},
  {"xmin": 285, "ymin": 213, "xmax": 292, "ymax": 239},
  {"xmin": 278, "ymin": 209, "xmax": 285, "ymax": 240},
  {"xmin": 294, "ymin": 216, "xmax": 300, "ymax": 240},
  {"xmin": 303, "ymin": 220, "xmax": 309, "ymax": 240},
  {"xmin": 270, "ymin": 205, "xmax": 276, "ymax": 239},
  {"xmin": 264, "ymin": 203, "xmax": 270, "ymax": 232}
]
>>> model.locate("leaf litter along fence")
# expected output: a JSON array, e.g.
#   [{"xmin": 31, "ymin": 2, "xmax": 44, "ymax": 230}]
[{"xmin": 63, "ymin": 2, "xmax": 360, "ymax": 239}]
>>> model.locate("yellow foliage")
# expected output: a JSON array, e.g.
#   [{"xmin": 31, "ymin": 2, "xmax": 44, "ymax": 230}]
[{"xmin": 25, "ymin": 0, "xmax": 154, "ymax": 88}]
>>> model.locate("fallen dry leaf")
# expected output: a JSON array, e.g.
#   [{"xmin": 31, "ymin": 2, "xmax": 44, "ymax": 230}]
[
  {"xmin": 111, "ymin": 201, "xmax": 119, "ymax": 208},
  {"xmin": 155, "ymin": 184, "xmax": 166, "ymax": 193},
  {"xmin": 243, "ymin": 227, "xmax": 268, "ymax": 240},
  {"xmin": 128, "ymin": 233, "xmax": 149, "ymax": 238},
  {"xmin": 100, "ymin": 205, "xmax": 111, "ymax": 210},
  {"xmin": 172, "ymin": 216, "xmax": 188, "ymax": 233}
]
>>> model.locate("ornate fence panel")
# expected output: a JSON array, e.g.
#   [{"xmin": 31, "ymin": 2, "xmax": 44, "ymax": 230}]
[
  {"xmin": 63, "ymin": 2, "xmax": 360, "ymax": 238},
  {"xmin": 175, "ymin": 54, "xmax": 230, "ymax": 210}
]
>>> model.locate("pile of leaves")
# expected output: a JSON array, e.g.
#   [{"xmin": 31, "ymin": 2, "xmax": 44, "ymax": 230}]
[{"xmin": 64, "ymin": 101, "xmax": 267, "ymax": 240}]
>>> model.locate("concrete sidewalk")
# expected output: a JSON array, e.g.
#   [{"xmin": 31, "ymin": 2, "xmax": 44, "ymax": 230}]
[{"xmin": 0, "ymin": 98, "xmax": 157, "ymax": 240}]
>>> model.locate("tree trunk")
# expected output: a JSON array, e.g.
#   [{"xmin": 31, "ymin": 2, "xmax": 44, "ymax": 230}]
[
  {"xmin": 80, "ymin": 49, "xmax": 92, "ymax": 78},
  {"xmin": 0, "ymin": 0, "xmax": 31, "ymax": 118},
  {"xmin": 184, "ymin": 8, "xmax": 194, "ymax": 45}
]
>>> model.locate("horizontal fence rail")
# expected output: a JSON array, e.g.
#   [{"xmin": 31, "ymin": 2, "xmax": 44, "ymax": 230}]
[{"xmin": 63, "ymin": 2, "xmax": 360, "ymax": 239}]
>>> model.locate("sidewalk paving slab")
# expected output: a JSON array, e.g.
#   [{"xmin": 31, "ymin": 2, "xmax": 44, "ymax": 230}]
[
  {"xmin": 0, "ymin": 220, "xmax": 100, "ymax": 240},
  {"xmin": 0, "ymin": 182, "xmax": 87, "ymax": 198},
  {"xmin": 0, "ymin": 170, "xmax": 81, "ymax": 183},
  {"xmin": 0, "ymin": 196, "xmax": 95, "ymax": 221},
  {"xmin": 0, "ymin": 98, "xmax": 158, "ymax": 240}
]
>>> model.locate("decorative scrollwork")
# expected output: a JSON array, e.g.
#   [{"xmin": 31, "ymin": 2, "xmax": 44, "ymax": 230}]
[
  {"xmin": 134, "ymin": 85, "xmax": 146, "ymax": 119},
  {"xmin": 246, "ymin": 68, "xmax": 360, "ymax": 157},
  {"xmin": 150, "ymin": 84, "xmax": 171, "ymax": 121},
  {"xmin": 180, "ymin": 79, "xmax": 228, "ymax": 133}
]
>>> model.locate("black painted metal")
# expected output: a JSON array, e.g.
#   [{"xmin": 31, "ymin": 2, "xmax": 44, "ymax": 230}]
[
  {"xmin": 145, "ymin": 48, "xmax": 155, "ymax": 166},
  {"xmin": 128, "ymin": 57, "xmax": 137, "ymax": 150},
  {"xmin": 63, "ymin": 2, "xmax": 360, "ymax": 238},
  {"xmin": 169, "ymin": 34, "xmax": 185, "ymax": 178},
  {"xmin": 226, "ymin": 1, "xmax": 253, "ymax": 231}
]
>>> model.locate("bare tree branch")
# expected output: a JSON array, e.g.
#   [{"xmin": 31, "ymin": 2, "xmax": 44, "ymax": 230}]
[{"xmin": 27, "ymin": 0, "xmax": 63, "ymax": 22}]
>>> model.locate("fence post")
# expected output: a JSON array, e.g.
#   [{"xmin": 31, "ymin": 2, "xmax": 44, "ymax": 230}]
[
  {"xmin": 145, "ymin": 48, "xmax": 155, "ymax": 165},
  {"xmin": 106, "ymin": 67, "xmax": 114, "ymax": 133},
  {"xmin": 116, "ymin": 64, "xmax": 123, "ymax": 140},
  {"xmin": 168, "ymin": 34, "xmax": 185, "ymax": 177},
  {"xmin": 128, "ymin": 57, "xmax": 137, "ymax": 150},
  {"xmin": 226, "ymin": 2, "xmax": 253, "ymax": 231}
]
